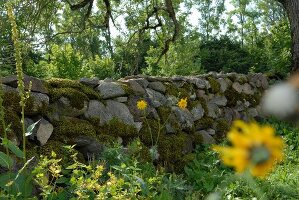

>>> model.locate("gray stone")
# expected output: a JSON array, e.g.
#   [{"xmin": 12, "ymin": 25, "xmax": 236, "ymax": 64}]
[
  {"xmin": 207, "ymin": 128, "xmax": 216, "ymax": 136},
  {"xmin": 106, "ymin": 100, "xmax": 135, "ymax": 126},
  {"xmin": 146, "ymin": 88, "xmax": 167, "ymax": 107},
  {"xmin": 189, "ymin": 78, "xmax": 209, "ymax": 89},
  {"xmin": 216, "ymin": 78, "xmax": 229, "ymax": 92},
  {"xmin": 148, "ymin": 82, "xmax": 166, "ymax": 93},
  {"xmin": 47, "ymin": 97, "xmax": 88, "ymax": 121},
  {"xmin": 115, "ymin": 97, "xmax": 128, "ymax": 103},
  {"xmin": 1, "ymin": 74, "xmax": 48, "ymax": 94},
  {"xmin": 172, "ymin": 107, "xmax": 194, "ymax": 130},
  {"xmin": 210, "ymin": 95, "xmax": 227, "ymax": 106},
  {"xmin": 30, "ymin": 92, "xmax": 50, "ymax": 115},
  {"xmin": 84, "ymin": 100, "xmax": 112, "ymax": 125},
  {"xmin": 247, "ymin": 108, "xmax": 258, "ymax": 118},
  {"xmin": 191, "ymin": 104, "xmax": 205, "ymax": 121},
  {"xmin": 36, "ymin": 118, "xmax": 53, "ymax": 146},
  {"xmin": 196, "ymin": 130, "xmax": 216, "ymax": 144},
  {"xmin": 96, "ymin": 81, "xmax": 126, "ymax": 99},
  {"xmin": 207, "ymin": 102, "xmax": 221, "ymax": 118},
  {"xmin": 124, "ymin": 80, "xmax": 146, "ymax": 95},
  {"xmin": 165, "ymin": 123, "xmax": 176, "ymax": 134},
  {"xmin": 242, "ymin": 83, "xmax": 254, "ymax": 94},
  {"xmin": 73, "ymin": 136, "xmax": 104, "ymax": 160},
  {"xmin": 134, "ymin": 78, "xmax": 149, "ymax": 88},
  {"xmin": 79, "ymin": 77, "xmax": 99, "ymax": 87},
  {"xmin": 232, "ymin": 82, "xmax": 243, "ymax": 93},
  {"xmin": 165, "ymin": 95, "xmax": 178, "ymax": 106},
  {"xmin": 249, "ymin": 73, "xmax": 268, "ymax": 89}
]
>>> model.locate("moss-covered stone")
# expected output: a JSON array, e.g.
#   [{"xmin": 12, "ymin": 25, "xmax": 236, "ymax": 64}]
[
  {"xmin": 215, "ymin": 118, "xmax": 230, "ymax": 138},
  {"xmin": 48, "ymin": 87, "xmax": 88, "ymax": 109},
  {"xmin": 224, "ymin": 87, "xmax": 241, "ymax": 107},
  {"xmin": 165, "ymin": 82, "xmax": 189, "ymax": 98},
  {"xmin": 52, "ymin": 118, "xmax": 97, "ymax": 142},
  {"xmin": 46, "ymin": 78, "xmax": 101, "ymax": 100},
  {"xmin": 0, "ymin": 108, "xmax": 22, "ymax": 141},
  {"xmin": 244, "ymin": 91, "xmax": 262, "ymax": 107},
  {"xmin": 207, "ymin": 76, "xmax": 220, "ymax": 93},
  {"xmin": 191, "ymin": 132, "xmax": 203, "ymax": 146},
  {"xmin": 98, "ymin": 118, "xmax": 138, "ymax": 143},
  {"xmin": 195, "ymin": 116, "xmax": 214, "ymax": 130},
  {"xmin": 197, "ymin": 97, "xmax": 208, "ymax": 114}
]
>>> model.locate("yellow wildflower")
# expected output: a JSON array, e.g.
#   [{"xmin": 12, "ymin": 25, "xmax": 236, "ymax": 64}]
[
  {"xmin": 177, "ymin": 97, "xmax": 188, "ymax": 109},
  {"xmin": 213, "ymin": 120, "xmax": 284, "ymax": 178},
  {"xmin": 137, "ymin": 100, "xmax": 147, "ymax": 110}
]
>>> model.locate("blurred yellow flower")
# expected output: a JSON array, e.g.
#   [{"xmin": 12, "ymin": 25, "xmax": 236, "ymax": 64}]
[
  {"xmin": 137, "ymin": 100, "xmax": 147, "ymax": 110},
  {"xmin": 178, "ymin": 97, "xmax": 188, "ymax": 109},
  {"xmin": 213, "ymin": 120, "xmax": 284, "ymax": 178}
]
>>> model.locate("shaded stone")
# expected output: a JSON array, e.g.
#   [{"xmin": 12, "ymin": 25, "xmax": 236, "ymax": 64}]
[
  {"xmin": 123, "ymin": 80, "xmax": 146, "ymax": 95},
  {"xmin": 232, "ymin": 82, "xmax": 242, "ymax": 93},
  {"xmin": 148, "ymin": 81, "xmax": 166, "ymax": 93},
  {"xmin": 115, "ymin": 97, "xmax": 128, "ymax": 103},
  {"xmin": 207, "ymin": 102, "xmax": 221, "ymax": 118},
  {"xmin": 79, "ymin": 77, "xmax": 99, "ymax": 88},
  {"xmin": 84, "ymin": 100, "xmax": 112, "ymax": 125},
  {"xmin": 247, "ymin": 108, "xmax": 258, "ymax": 118},
  {"xmin": 210, "ymin": 95, "xmax": 227, "ymax": 106},
  {"xmin": 196, "ymin": 130, "xmax": 216, "ymax": 144},
  {"xmin": 207, "ymin": 128, "xmax": 216, "ymax": 136},
  {"xmin": 47, "ymin": 97, "xmax": 88, "ymax": 121},
  {"xmin": 146, "ymin": 88, "xmax": 167, "ymax": 107},
  {"xmin": 30, "ymin": 92, "xmax": 50, "ymax": 115},
  {"xmin": 216, "ymin": 78, "xmax": 229, "ymax": 92},
  {"xmin": 189, "ymin": 78, "xmax": 209, "ymax": 89},
  {"xmin": 73, "ymin": 136, "xmax": 104, "ymax": 160},
  {"xmin": 133, "ymin": 78, "xmax": 149, "ymax": 88},
  {"xmin": 242, "ymin": 83, "xmax": 254, "ymax": 95},
  {"xmin": 106, "ymin": 100, "xmax": 135, "ymax": 126},
  {"xmin": 191, "ymin": 104, "xmax": 204, "ymax": 121},
  {"xmin": 35, "ymin": 118, "xmax": 53, "ymax": 146},
  {"xmin": 172, "ymin": 107, "xmax": 194, "ymax": 130},
  {"xmin": 96, "ymin": 81, "xmax": 126, "ymax": 99},
  {"xmin": 249, "ymin": 73, "xmax": 268, "ymax": 89},
  {"xmin": 1, "ymin": 74, "xmax": 48, "ymax": 94}
]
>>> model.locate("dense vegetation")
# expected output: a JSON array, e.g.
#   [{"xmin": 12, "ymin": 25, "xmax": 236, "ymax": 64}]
[{"xmin": 0, "ymin": 0, "xmax": 293, "ymax": 79}]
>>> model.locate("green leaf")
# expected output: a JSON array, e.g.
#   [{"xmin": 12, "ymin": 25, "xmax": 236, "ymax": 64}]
[
  {"xmin": 0, "ymin": 152, "xmax": 13, "ymax": 169},
  {"xmin": 25, "ymin": 119, "xmax": 41, "ymax": 136},
  {"xmin": 1, "ymin": 138, "xmax": 24, "ymax": 159}
]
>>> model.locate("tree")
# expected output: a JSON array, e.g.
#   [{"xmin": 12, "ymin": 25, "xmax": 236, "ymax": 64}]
[{"xmin": 277, "ymin": 0, "xmax": 299, "ymax": 72}]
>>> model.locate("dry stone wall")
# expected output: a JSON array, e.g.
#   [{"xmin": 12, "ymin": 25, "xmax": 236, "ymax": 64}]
[{"xmin": 0, "ymin": 72, "xmax": 268, "ymax": 171}]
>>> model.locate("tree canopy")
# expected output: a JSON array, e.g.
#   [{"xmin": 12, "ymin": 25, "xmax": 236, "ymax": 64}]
[{"xmin": 0, "ymin": 0, "xmax": 295, "ymax": 79}]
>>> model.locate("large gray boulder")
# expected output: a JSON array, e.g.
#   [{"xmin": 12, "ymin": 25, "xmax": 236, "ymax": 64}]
[
  {"xmin": 1, "ymin": 74, "xmax": 48, "ymax": 94},
  {"xmin": 146, "ymin": 88, "xmax": 167, "ymax": 107},
  {"xmin": 84, "ymin": 100, "xmax": 112, "ymax": 125},
  {"xmin": 96, "ymin": 81, "xmax": 126, "ymax": 99}
]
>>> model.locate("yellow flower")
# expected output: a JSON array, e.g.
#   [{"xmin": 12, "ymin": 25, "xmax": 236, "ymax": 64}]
[
  {"xmin": 137, "ymin": 100, "xmax": 147, "ymax": 110},
  {"xmin": 213, "ymin": 120, "xmax": 284, "ymax": 178},
  {"xmin": 177, "ymin": 97, "xmax": 188, "ymax": 109}
]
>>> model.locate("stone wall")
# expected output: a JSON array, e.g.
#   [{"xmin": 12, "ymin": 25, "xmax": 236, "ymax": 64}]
[{"xmin": 0, "ymin": 72, "xmax": 268, "ymax": 171}]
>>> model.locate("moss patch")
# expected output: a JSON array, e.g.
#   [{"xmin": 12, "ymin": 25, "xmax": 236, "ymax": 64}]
[
  {"xmin": 52, "ymin": 118, "xmax": 97, "ymax": 143},
  {"xmin": 139, "ymin": 119, "xmax": 166, "ymax": 146},
  {"xmin": 98, "ymin": 118, "xmax": 138, "ymax": 144},
  {"xmin": 165, "ymin": 82, "xmax": 189, "ymax": 98},
  {"xmin": 207, "ymin": 76, "xmax": 220, "ymax": 94},
  {"xmin": 215, "ymin": 118, "xmax": 230, "ymax": 138},
  {"xmin": 195, "ymin": 117, "xmax": 214, "ymax": 130},
  {"xmin": 0, "ymin": 108, "xmax": 22, "ymax": 141}
]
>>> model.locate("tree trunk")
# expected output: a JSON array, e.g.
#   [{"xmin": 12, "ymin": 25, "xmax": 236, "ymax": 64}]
[{"xmin": 278, "ymin": 0, "xmax": 299, "ymax": 72}]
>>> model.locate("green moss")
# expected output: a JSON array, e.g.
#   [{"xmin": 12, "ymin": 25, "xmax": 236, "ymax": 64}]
[
  {"xmin": 192, "ymin": 132, "xmax": 203, "ymax": 146},
  {"xmin": 174, "ymin": 153, "xmax": 196, "ymax": 173},
  {"xmin": 224, "ymin": 87, "xmax": 241, "ymax": 107},
  {"xmin": 195, "ymin": 116, "xmax": 214, "ymax": 130},
  {"xmin": 207, "ymin": 77, "xmax": 220, "ymax": 94},
  {"xmin": 0, "ymin": 108, "xmax": 22, "ymax": 140},
  {"xmin": 197, "ymin": 97, "xmax": 208, "ymax": 114},
  {"xmin": 48, "ymin": 87, "xmax": 88, "ymax": 109},
  {"xmin": 244, "ymin": 92, "xmax": 262, "ymax": 107},
  {"xmin": 119, "ymin": 82, "xmax": 134, "ymax": 95},
  {"xmin": 46, "ymin": 78, "xmax": 101, "ymax": 100},
  {"xmin": 157, "ymin": 133, "xmax": 188, "ymax": 171},
  {"xmin": 237, "ymin": 76, "xmax": 248, "ymax": 84},
  {"xmin": 98, "ymin": 118, "xmax": 138, "ymax": 143},
  {"xmin": 156, "ymin": 106, "xmax": 172, "ymax": 122},
  {"xmin": 52, "ymin": 118, "xmax": 97, "ymax": 142},
  {"xmin": 165, "ymin": 82, "xmax": 189, "ymax": 98},
  {"xmin": 215, "ymin": 118, "xmax": 230, "ymax": 138},
  {"xmin": 139, "ymin": 119, "xmax": 166, "ymax": 146},
  {"xmin": 187, "ymin": 100, "xmax": 201, "ymax": 110}
]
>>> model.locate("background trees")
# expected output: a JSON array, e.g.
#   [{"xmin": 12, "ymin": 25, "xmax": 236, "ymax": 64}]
[{"xmin": 0, "ymin": 0, "xmax": 294, "ymax": 79}]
